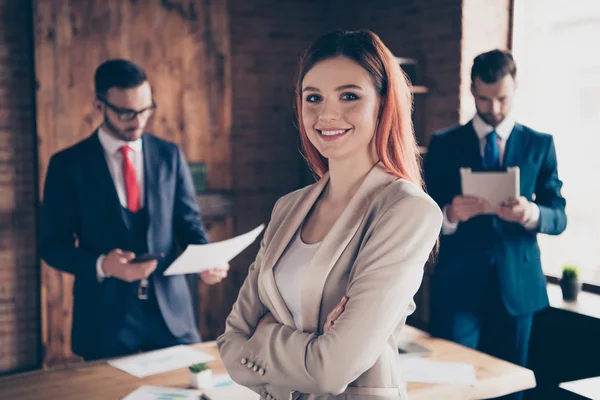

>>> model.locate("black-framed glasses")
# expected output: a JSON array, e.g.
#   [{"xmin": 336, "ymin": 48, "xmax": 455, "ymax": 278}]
[{"xmin": 97, "ymin": 96, "xmax": 157, "ymax": 122}]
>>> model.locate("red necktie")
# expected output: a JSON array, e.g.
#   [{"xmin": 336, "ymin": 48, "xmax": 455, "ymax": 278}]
[{"xmin": 119, "ymin": 146, "xmax": 140, "ymax": 213}]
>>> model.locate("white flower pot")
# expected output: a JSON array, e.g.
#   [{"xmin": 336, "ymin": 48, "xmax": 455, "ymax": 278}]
[{"xmin": 190, "ymin": 369, "xmax": 213, "ymax": 389}]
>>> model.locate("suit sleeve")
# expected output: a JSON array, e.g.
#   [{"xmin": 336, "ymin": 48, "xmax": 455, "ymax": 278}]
[
  {"xmin": 423, "ymin": 135, "xmax": 454, "ymax": 212},
  {"xmin": 216, "ymin": 200, "xmax": 279, "ymax": 396},
  {"xmin": 39, "ymin": 154, "xmax": 99, "ymax": 285},
  {"xmin": 423, "ymin": 134, "xmax": 456, "ymax": 235},
  {"xmin": 221, "ymin": 195, "xmax": 442, "ymax": 395},
  {"xmin": 173, "ymin": 146, "xmax": 209, "ymax": 246},
  {"xmin": 534, "ymin": 136, "xmax": 567, "ymax": 235}
]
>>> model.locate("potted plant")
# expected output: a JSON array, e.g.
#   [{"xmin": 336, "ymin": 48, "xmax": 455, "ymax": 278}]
[
  {"xmin": 189, "ymin": 362, "xmax": 213, "ymax": 389},
  {"xmin": 560, "ymin": 265, "xmax": 582, "ymax": 301}
]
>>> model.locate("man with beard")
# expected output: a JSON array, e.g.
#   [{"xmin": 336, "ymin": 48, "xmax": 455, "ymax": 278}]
[
  {"xmin": 40, "ymin": 59, "xmax": 229, "ymax": 360},
  {"xmin": 424, "ymin": 49, "xmax": 567, "ymax": 399}
]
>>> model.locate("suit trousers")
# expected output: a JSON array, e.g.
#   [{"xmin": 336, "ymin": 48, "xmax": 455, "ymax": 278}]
[{"xmin": 430, "ymin": 271, "xmax": 534, "ymax": 400}]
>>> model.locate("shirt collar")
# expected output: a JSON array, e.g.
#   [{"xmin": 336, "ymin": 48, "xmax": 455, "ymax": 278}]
[
  {"xmin": 97, "ymin": 126, "xmax": 143, "ymax": 156},
  {"xmin": 472, "ymin": 113, "xmax": 515, "ymax": 141}
]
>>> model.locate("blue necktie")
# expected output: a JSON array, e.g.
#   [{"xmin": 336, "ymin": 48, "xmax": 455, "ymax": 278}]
[{"xmin": 483, "ymin": 131, "xmax": 500, "ymax": 169}]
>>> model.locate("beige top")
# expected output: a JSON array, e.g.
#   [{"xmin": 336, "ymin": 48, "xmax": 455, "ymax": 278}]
[{"xmin": 273, "ymin": 227, "xmax": 320, "ymax": 332}]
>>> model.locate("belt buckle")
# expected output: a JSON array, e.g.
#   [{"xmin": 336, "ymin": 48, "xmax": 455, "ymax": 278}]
[{"xmin": 137, "ymin": 279, "xmax": 149, "ymax": 300}]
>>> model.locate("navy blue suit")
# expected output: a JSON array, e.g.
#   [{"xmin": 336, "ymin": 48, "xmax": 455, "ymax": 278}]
[
  {"xmin": 40, "ymin": 131, "xmax": 208, "ymax": 360},
  {"xmin": 424, "ymin": 121, "xmax": 566, "ymax": 381}
]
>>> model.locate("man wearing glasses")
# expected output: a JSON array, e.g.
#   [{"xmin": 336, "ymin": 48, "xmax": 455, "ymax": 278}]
[{"xmin": 40, "ymin": 59, "xmax": 228, "ymax": 360}]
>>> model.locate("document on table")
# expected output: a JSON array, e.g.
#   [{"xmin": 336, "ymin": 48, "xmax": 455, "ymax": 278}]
[
  {"xmin": 400, "ymin": 358, "xmax": 477, "ymax": 385},
  {"xmin": 560, "ymin": 376, "xmax": 600, "ymax": 400},
  {"xmin": 108, "ymin": 345, "xmax": 215, "ymax": 378},
  {"xmin": 460, "ymin": 167, "xmax": 520, "ymax": 213},
  {"xmin": 122, "ymin": 385, "xmax": 203, "ymax": 400},
  {"xmin": 397, "ymin": 340, "xmax": 433, "ymax": 359},
  {"xmin": 203, "ymin": 374, "xmax": 260, "ymax": 400},
  {"xmin": 164, "ymin": 224, "xmax": 265, "ymax": 276}
]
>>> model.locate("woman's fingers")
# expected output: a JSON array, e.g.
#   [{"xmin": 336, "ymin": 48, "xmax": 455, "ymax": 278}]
[{"xmin": 324, "ymin": 296, "xmax": 349, "ymax": 332}]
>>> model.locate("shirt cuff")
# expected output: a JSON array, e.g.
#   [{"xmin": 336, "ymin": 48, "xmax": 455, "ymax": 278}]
[
  {"xmin": 96, "ymin": 255, "xmax": 107, "ymax": 283},
  {"xmin": 442, "ymin": 205, "xmax": 459, "ymax": 235},
  {"xmin": 522, "ymin": 202, "xmax": 541, "ymax": 230}
]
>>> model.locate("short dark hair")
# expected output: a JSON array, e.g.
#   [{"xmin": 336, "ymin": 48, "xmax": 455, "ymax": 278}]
[
  {"xmin": 94, "ymin": 59, "xmax": 148, "ymax": 98},
  {"xmin": 471, "ymin": 49, "xmax": 517, "ymax": 84}
]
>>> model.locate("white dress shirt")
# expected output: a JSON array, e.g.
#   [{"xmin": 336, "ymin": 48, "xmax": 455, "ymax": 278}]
[
  {"xmin": 96, "ymin": 127, "xmax": 145, "ymax": 280},
  {"xmin": 442, "ymin": 114, "xmax": 540, "ymax": 235},
  {"xmin": 273, "ymin": 226, "xmax": 321, "ymax": 332}
]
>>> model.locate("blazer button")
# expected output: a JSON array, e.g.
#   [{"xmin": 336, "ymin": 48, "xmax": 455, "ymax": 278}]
[
  {"xmin": 247, "ymin": 361, "xmax": 254, "ymax": 368},
  {"xmin": 253, "ymin": 364, "xmax": 259, "ymax": 372},
  {"xmin": 266, "ymin": 395, "xmax": 273, "ymax": 400},
  {"xmin": 240, "ymin": 358, "xmax": 247, "ymax": 365},
  {"xmin": 258, "ymin": 368, "xmax": 265, "ymax": 376}
]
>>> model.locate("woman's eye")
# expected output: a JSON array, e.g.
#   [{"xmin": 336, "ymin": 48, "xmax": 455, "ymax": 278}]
[
  {"xmin": 305, "ymin": 94, "xmax": 321, "ymax": 103},
  {"xmin": 341, "ymin": 92, "xmax": 359, "ymax": 101}
]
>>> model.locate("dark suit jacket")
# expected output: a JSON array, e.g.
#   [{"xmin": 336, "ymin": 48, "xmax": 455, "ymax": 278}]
[
  {"xmin": 39, "ymin": 131, "xmax": 208, "ymax": 358},
  {"xmin": 423, "ymin": 121, "xmax": 567, "ymax": 316}
]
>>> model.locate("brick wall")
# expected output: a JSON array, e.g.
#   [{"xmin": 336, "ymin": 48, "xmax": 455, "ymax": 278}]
[{"xmin": 0, "ymin": 0, "xmax": 40, "ymax": 374}]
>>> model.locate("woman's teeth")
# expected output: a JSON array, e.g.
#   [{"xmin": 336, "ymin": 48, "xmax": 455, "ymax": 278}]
[{"xmin": 319, "ymin": 129, "xmax": 349, "ymax": 136}]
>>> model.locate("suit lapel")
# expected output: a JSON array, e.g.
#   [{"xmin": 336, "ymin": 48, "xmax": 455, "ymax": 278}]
[
  {"xmin": 460, "ymin": 121, "xmax": 484, "ymax": 170},
  {"xmin": 143, "ymin": 134, "xmax": 160, "ymax": 253},
  {"xmin": 261, "ymin": 175, "xmax": 329, "ymax": 328},
  {"xmin": 86, "ymin": 131, "xmax": 128, "ymax": 237},
  {"xmin": 300, "ymin": 163, "xmax": 395, "ymax": 333},
  {"xmin": 503, "ymin": 123, "xmax": 528, "ymax": 168}
]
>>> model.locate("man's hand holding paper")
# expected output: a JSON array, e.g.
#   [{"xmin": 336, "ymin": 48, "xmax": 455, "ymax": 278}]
[
  {"xmin": 200, "ymin": 263, "xmax": 229, "ymax": 285},
  {"xmin": 496, "ymin": 196, "xmax": 534, "ymax": 224},
  {"xmin": 446, "ymin": 195, "xmax": 490, "ymax": 223}
]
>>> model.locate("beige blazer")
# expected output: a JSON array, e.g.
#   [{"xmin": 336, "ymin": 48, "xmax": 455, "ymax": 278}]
[{"xmin": 217, "ymin": 163, "xmax": 442, "ymax": 400}]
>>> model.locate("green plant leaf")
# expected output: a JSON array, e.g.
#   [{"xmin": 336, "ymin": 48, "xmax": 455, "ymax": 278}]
[
  {"xmin": 561, "ymin": 265, "xmax": 579, "ymax": 280},
  {"xmin": 188, "ymin": 362, "xmax": 210, "ymax": 373}
]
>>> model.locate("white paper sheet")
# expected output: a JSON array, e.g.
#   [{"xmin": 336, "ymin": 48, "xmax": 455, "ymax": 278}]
[
  {"xmin": 400, "ymin": 358, "xmax": 477, "ymax": 385},
  {"xmin": 560, "ymin": 376, "xmax": 600, "ymax": 399},
  {"xmin": 164, "ymin": 225, "xmax": 265, "ymax": 276},
  {"xmin": 108, "ymin": 345, "xmax": 215, "ymax": 378},
  {"xmin": 122, "ymin": 385, "xmax": 204, "ymax": 400},
  {"xmin": 203, "ymin": 375, "xmax": 260, "ymax": 400}
]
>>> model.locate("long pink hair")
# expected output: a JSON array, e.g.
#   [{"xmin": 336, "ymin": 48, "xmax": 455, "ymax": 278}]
[{"xmin": 295, "ymin": 30, "xmax": 423, "ymax": 189}]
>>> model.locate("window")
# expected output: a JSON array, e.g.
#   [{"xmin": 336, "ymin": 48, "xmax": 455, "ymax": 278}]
[{"xmin": 512, "ymin": 0, "xmax": 600, "ymax": 285}]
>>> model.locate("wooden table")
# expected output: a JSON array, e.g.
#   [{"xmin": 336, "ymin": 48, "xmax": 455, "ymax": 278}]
[
  {"xmin": 401, "ymin": 326, "xmax": 535, "ymax": 399},
  {"xmin": 0, "ymin": 326, "xmax": 535, "ymax": 400}
]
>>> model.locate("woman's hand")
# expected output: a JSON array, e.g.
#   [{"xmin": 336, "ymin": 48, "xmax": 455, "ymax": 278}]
[
  {"xmin": 324, "ymin": 296, "xmax": 348, "ymax": 333},
  {"xmin": 256, "ymin": 312, "xmax": 277, "ymax": 330}
]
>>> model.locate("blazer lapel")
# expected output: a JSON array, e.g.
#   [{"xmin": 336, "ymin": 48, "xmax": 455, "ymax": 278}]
[
  {"xmin": 261, "ymin": 174, "xmax": 329, "ymax": 328},
  {"xmin": 503, "ymin": 123, "xmax": 528, "ymax": 168},
  {"xmin": 87, "ymin": 131, "xmax": 128, "ymax": 237},
  {"xmin": 143, "ymin": 134, "xmax": 160, "ymax": 253},
  {"xmin": 300, "ymin": 163, "xmax": 396, "ymax": 333},
  {"xmin": 461, "ymin": 121, "xmax": 484, "ymax": 170}
]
